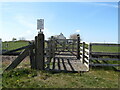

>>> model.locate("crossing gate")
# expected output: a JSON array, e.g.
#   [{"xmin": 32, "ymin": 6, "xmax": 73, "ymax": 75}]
[{"xmin": 44, "ymin": 35, "xmax": 89, "ymax": 72}]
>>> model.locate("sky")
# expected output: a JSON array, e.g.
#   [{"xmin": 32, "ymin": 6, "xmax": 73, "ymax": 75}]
[{"xmin": 0, "ymin": 2, "xmax": 118, "ymax": 43}]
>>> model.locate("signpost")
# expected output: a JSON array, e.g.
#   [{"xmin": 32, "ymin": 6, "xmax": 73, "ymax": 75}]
[{"xmin": 37, "ymin": 19, "xmax": 44, "ymax": 32}]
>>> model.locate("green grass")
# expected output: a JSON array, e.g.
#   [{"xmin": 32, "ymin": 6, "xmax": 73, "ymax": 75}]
[
  {"xmin": 2, "ymin": 41, "xmax": 119, "ymax": 53},
  {"xmin": 92, "ymin": 45, "xmax": 119, "ymax": 53},
  {"xmin": 2, "ymin": 67, "xmax": 119, "ymax": 88},
  {"xmin": 2, "ymin": 41, "xmax": 29, "ymax": 51}
]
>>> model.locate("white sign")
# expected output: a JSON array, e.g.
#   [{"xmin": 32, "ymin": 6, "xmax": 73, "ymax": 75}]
[{"xmin": 37, "ymin": 19, "xmax": 44, "ymax": 30}]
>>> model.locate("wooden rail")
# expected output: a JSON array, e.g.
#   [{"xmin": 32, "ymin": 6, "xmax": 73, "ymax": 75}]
[{"xmin": 89, "ymin": 43, "xmax": 120, "ymax": 68}]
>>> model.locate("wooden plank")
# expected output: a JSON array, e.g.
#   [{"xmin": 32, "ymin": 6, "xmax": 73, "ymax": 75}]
[
  {"xmin": 29, "ymin": 45, "xmax": 35, "ymax": 69},
  {"xmin": 84, "ymin": 53, "xmax": 89, "ymax": 58},
  {"xmin": 91, "ymin": 52, "xmax": 120, "ymax": 56},
  {"xmin": 85, "ymin": 48, "xmax": 89, "ymax": 53},
  {"xmin": 2, "ymin": 45, "xmax": 30, "ymax": 55},
  {"xmin": 57, "ymin": 58, "xmax": 61, "ymax": 70},
  {"xmin": 90, "ymin": 64, "xmax": 120, "ymax": 66},
  {"xmin": 91, "ymin": 43, "xmax": 120, "ymax": 46},
  {"xmin": 55, "ymin": 51, "xmax": 77, "ymax": 52},
  {"xmin": 67, "ymin": 59, "xmax": 75, "ymax": 71},
  {"xmin": 52, "ymin": 57, "xmax": 56, "ymax": 70},
  {"xmin": 2, "ymin": 52, "xmax": 21, "ymax": 55},
  {"xmin": 102, "ymin": 60, "xmax": 119, "ymax": 71},
  {"xmin": 84, "ymin": 58, "xmax": 89, "ymax": 64},
  {"xmin": 90, "ymin": 57, "xmax": 119, "ymax": 61},
  {"xmin": 56, "ymin": 47, "xmax": 77, "ymax": 50},
  {"xmin": 89, "ymin": 43, "xmax": 92, "ymax": 64},
  {"xmin": 61, "ymin": 58, "xmax": 67, "ymax": 71},
  {"xmin": 54, "ymin": 56, "xmax": 77, "ymax": 60},
  {"xmin": 5, "ymin": 47, "xmax": 29, "ymax": 71},
  {"xmin": 35, "ymin": 36, "xmax": 38, "ymax": 69},
  {"xmin": 77, "ymin": 34, "xmax": 80, "ymax": 59},
  {"xmin": 82, "ymin": 42, "xmax": 85, "ymax": 64},
  {"xmin": 55, "ymin": 53, "xmax": 75, "ymax": 56}
]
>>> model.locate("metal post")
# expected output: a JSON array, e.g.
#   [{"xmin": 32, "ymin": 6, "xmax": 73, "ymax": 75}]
[{"xmin": 77, "ymin": 34, "xmax": 80, "ymax": 59}]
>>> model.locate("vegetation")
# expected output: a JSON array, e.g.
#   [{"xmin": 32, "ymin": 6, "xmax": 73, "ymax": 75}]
[
  {"xmin": 2, "ymin": 41, "xmax": 29, "ymax": 51},
  {"xmin": 2, "ymin": 66, "xmax": 119, "ymax": 88},
  {"xmin": 92, "ymin": 45, "xmax": 119, "ymax": 53}
]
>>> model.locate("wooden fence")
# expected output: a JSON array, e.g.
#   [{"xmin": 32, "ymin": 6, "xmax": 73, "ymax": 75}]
[
  {"xmin": 2, "ymin": 33, "xmax": 120, "ymax": 71},
  {"xmin": 89, "ymin": 43, "xmax": 120, "ymax": 69}
]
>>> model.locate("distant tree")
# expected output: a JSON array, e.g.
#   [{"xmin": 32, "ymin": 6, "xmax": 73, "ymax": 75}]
[
  {"xmin": 69, "ymin": 33, "xmax": 78, "ymax": 39},
  {"xmin": 69, "ymin": 33, "xmax": 82, "ymax": 40},
  {"xmin": 12, "ymin": 37, "xmax": 17, "ymax": 41},
  {"xmin": 19, "ymin": 37, "xmax": 25, "ymax": 41}
]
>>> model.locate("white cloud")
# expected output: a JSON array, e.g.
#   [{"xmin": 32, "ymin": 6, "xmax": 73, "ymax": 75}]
[
  {"xmin": 75, "ymin": 29, "xmax": 80, "ymax": 33},
  {"xmin": 92, "ymin": 3, "xmax": 118, "ymax": 8}
]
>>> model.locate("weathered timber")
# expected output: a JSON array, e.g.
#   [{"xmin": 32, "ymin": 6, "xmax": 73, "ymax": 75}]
[
  {"xmin": 35, "ymin": 36, "xmax": 38, "ymax": 69},
  {"xmin": 57, "ymin": 58, "xmax": 61, "ymax": 70},
  {"xmin": 54, "ymin": 39, "xmax": 77, "ymax": 56},
  {"xmin": 91, "ymin": 57, "xmax": 119, "ymax": 61},
  {"xmin": 2, "ymin": 52, "xmax": 21, "ymax": 55},
  {"xmin": 67, "ymin": 59, "xmax": 75, "ymax": 71},
  {"xmin": 5, "ymin": 47, "xmax": 29, "ymax": 71},
  {"xmin": 77, "ymin": 34, "xmax": 80, "ymax": 59},
  {"xmin": 29, "ymin": 44, "xmax": 35, "ymax": 69},
  {"xmin": 82, "ymin": 42, "xmax": 85, "ymax": 64},
  {"xmin": 2, "ymin": 45, "xmax": 30, "ymax": 55},
  {"xmin": 61, "ymin": 58, "xmax": 67, "ymax": 71},
  {"xmin": 52, "ymin": 58, "xmax": 56, "ymax": 70},
  {"xmin": 36, "ymin": 33, "xmax": 45, "ymax": 70},
  {"xmin": 88, "ymin": 43, "xmax": 92, "ymax": 65},
  {"xmin": 91, "ymin": 43, "xmax": 120, "ymax": 46},
  {"xmin": 91, "ymin": 52, "xmax": 120, "ymax": 56},
  {"xmin": 90, "ymin": 64, "xmax": 120, "ymax": 66}
]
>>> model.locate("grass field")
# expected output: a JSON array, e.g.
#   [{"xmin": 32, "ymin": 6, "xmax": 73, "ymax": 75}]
[
  {"xmin": 1, "ymin": 41, "xmax": 120, "ymax": 88},
  {"xmin": 2, "ymin": 41, "xmax": 119, "ymax": 52},
  {"xmin": 2, "ymin": 41, "xmax": 29, "ymax": 51},
  {"xmin": 92, "ymin": 45, "xmax": 119, "ymax": 53},
  {"xmin": 2, "ymin": 59, "xmax": 119, "ymax": 88}
]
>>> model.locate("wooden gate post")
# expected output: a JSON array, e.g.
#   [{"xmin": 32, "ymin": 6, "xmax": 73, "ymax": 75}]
[
  {"xmin": 82, "ymin": 42, "xmax": 85, "ymax": 63},
  {"xmin": 35, "ymin": 32, "xmax": 45, "ymax": 70},
  {"xmin": 29, "ymin": 42, "xmax": 35, "ymax": 69},
  {"xmin": 88, "ymin": 43, "xmax": 92, "ymax": 66},
  {"xmin": 77, "ymin": 34, "xmax": 80, "ymax": 59}
]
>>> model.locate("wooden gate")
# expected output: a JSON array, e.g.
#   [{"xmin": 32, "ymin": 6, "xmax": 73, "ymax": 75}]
[
  {"xmin": 4, "ymin": 33, "xmax": 89, "ymax": 72},
  {"xmin": 44, "ymin": 35, "xmax": 89, "ymax": 72}
]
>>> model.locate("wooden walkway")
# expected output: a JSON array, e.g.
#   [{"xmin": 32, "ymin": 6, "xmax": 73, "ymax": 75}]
[{"xmin": 45, "ymin": 55, "xmax": 89, "ymax": 72}]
